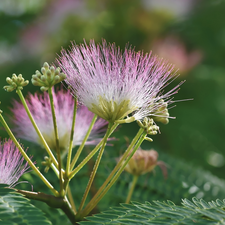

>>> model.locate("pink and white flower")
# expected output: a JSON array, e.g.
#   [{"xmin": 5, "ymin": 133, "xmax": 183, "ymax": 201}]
[
  {"xmin": 10, "ymin": 88, "xmax": 108, "ymax": 151},
  {"xmin": 57, "ymin": 39, "xmax": 183, "ymax": 123},
  {"xmin": 0, "ymin": 139, "xmax": 29, "ymax": 187}
]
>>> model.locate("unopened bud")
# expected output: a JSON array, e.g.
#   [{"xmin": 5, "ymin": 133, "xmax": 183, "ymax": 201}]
[
  {"xmin": 137, "ymin": 117, "xmax": 159, "ymax": 135},
  {"xmin": 4, "ymin": 74, "xmax": 29, "ymax": 92},
  {"xmin": 122, "ymin": 149, "xmax": 159, "ymax": 176},
  {"xmin": 31, "ymin": 62, "xmax": 66, "ymax": 91},
  {"xmin": 149, "ymin": 99, "xmax": 170, "ymax": 124}
]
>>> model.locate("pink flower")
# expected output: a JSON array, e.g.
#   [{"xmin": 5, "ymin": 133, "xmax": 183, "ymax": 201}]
[
  {"xmin": 0, "ymin": 139, "xmax": 29, "ymax": 187},
  {"xmin": 57, "ymin": 39, "xmax": 183, "ymax": 123},
  {"xmin": 10, "ymin": 88, "xmax": 108, "ymax": 151},
  {"xmin": 152, "ymin": 36, "xmax": 202, "ymax": 74}
]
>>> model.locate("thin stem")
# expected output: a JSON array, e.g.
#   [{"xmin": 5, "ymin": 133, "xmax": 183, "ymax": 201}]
[
  {"xmin": 69, "ymin": 123, "xmax": 118, "ymax": 179},
  {"xmin": 79, "ymin": 128, "xmax": 142, "ymax": 209},
  {"xmin": 125, "ymin": 175, "xmax": 139, "ymax": 204},
  {"xmin": 79, "ymin": 128, "xmax": 146, "ymax": 218},
  {"xmin": 16, "ymin": 89, "xmax": 58, "ymax": 167},
  {"xmin": 67, "ymin": 185, "xmax": 77, "ymax": 213},
  {"xmin": 66, "ymin": 98, "xmax": 77, "ymax": 175},
  {"xmin": 77, "ymin": 122, "xmax": 113, "ymax": 214},
  {"xmin": 48, "ymin": 161, "xmax": 76, "ymax": 213},
  {"xmin": 48, "ymin": 87, "xmax": 64, "ymax": 196},
  {"xmin": 64, "ymin": 114, "xmax": 98, "ymax": 194},
  {"xmin": 0, "ymin": 113, "xmax": 58, "ymax": 196},
  {"xmin": 70, "ymin": 114, "xmax": 98, "ymax": 171}
]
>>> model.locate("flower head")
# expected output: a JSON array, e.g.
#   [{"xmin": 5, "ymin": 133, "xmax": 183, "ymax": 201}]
[
  {"xmin": 0, "ymin": 139, "xmax": 29, "ymax": 187},
  {"xmin": 10, "ymin": 88, "xmax": 108, "ymax": 151},
  {"xmin": 57, "ymin": 39, "xmax": 183, "ymax": 123}
]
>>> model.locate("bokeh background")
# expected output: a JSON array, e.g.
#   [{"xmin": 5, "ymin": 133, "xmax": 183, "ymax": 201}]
[{"xmin": 1, "ymin": 0, "xmax": 225, "ymax": 216}]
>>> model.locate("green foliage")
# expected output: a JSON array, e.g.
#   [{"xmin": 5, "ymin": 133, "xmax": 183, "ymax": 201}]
[
  {"xmin": 93, "ymin": 149, "xmax": 225, "ymax": 210},
  {"xmin": 79, "ymin": 197, "xmax": 225, "ymax": 224},
  {"xmin": 29, "ymin": 200, "xmax": 71, "ymax": 225},
  {"xmin": 0, "ymin": 184, "xmax": 52, "ymax": 225}
]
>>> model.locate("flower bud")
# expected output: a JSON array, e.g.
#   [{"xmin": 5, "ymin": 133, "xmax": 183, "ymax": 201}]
[
  {"xmin": 149, "ymin": 99, "xmax": 170, "ymax": 124},
  {"xmin": 123, "ymin": 149, "xmax": 159, "ymax": 176},
  {"xmin": 31, "ymin": 62, "xmax": 66, "ymax": 91},
  {"xmin": 137, "ymin": 118, "xmax": 159, "ymax": 135},
  {"xmin": 3, "ymin": 74, "xmax": 29, "ymax": 92}
]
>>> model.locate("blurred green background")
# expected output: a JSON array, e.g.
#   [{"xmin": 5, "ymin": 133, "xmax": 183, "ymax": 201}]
[{"xmin": 1, "ymin": 0, "xmax": 225, "ymax": 201}]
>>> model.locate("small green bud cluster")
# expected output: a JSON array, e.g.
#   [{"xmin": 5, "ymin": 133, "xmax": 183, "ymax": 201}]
[
  {"xmin": 137, "ymin": 117, "xmax": 159, "ymax": 135},
  {"xmin": 42, "ymin": 156, "xmax": 52, "ymax": 173},
  {"xmin": 31, "ymin": 62, "xmax": 66, "ymax": 91},
  {"xmin": 4, "ymin": 74, "xmax": 29, "ymax": 92},
  {"xmin": 150, "ymin": 99, "xmax": 169, "ymax": 124}
]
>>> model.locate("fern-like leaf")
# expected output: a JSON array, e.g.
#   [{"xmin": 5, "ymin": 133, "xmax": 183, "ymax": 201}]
[
  {"xmin": 79, "ymin": 198, "xmax": 225, "ymax": 224},
  {"xmin": 0, "ymin": 184, "xmax": 52, "ymax": 225}
]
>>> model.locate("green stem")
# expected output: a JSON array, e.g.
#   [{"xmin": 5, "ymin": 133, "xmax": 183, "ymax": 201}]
[
  {"xmin": 48, "ymin": 87, "xmax": 64, "ymax": 196},
  {"xmin": 67, "ymin": 185, "xmax": 77, "ymax": 213},
  {"xmin": 79, "ymin": 128, "xmax": 146, "ymax": 218},
  {"xmin": 49, "ymin": 161, "xmax": 76, "ymax": 213},
  {"xmin": 125, "ymin": 175, "xmax": 139, "ymax": 204},
  {"xmin": 0, "ymin": 113, "xmax": 58, "ymax": 196},
  {"xmin": 16, "ymin": 89, "xmax": 58, "ymax": 167},
  {"xmin": 64, "ymin": 114, "xmax": 98, "ymax": 194},
  {"xmin": 68, "ymin": 123, "xmax": 118, "ymax": 179},
  {"xmin": 66, "ymin": 98, "xmax": 77, "ymax": 176},
  {"xmin": 77, "ymin": 122, "xmax": 114, "ymax": 214},
  {"xmin": 70, "ymin": 114, "xmax": 98, "ymax": 171}
]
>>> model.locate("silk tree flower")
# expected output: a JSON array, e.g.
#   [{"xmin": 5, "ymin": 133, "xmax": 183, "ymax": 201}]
[
  {"xmin": 57, "ymin": 39, "xmax": 183, "ymax": 124},
  {"xmin": 0, "ymin": 139, "xmax": 29, "ymax": 187},
  {"xmin": 10, "ymin": 88, "xmax": 108, "ymax": 151}
]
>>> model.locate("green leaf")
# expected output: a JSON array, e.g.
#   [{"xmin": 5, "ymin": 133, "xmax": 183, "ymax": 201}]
[
  {"xmin": 0, "ymin": 184, "xmax": 52, "ymax": 225},
  {"xmin": 79, "ymin": 198, "xmax": 225, "ymax": 224}
]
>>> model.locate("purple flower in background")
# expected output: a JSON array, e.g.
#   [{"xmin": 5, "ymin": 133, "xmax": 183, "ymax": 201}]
[
  {"xmin": 0, "ymin": 139, "xmax": 29, "ymax": 187},
  {"xmin": 57, "ymin": 39, "xmax": 183, "ymax": 123},
  {"xmin": 10, "ymin": 88, "xmax": 108, "ymax": 151}
]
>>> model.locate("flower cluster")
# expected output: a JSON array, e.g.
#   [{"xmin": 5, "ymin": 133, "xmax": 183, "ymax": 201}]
[
  {"xmin": 0, "ymin": 139, "xmax": 29, "ymax": 187},
  {"xmin": 57, "ymin": 39, "xmax": 182, "ymax": 124},
  {"xmin": 10, "ymin": 88, "xmax": 108, "ymax": 151}
]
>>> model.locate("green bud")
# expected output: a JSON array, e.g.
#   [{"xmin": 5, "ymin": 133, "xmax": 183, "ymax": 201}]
[
  {"xmin": 31, "ymin": 62, "xmax": 66, "ymax": 91},
  {"xmin": 137, "ymin": 117, "xmax": 159, "ymax": 135},
  {"xmin": 115, "ymin": 116, "xmax": 135, "ymax": 124},
  {"xmin": 41, "ymin": 156, "xmax": 53, "ymax": 173},
  {"xmin": 149, "ymin": 99, "xmax": 170, "ymax": 124},
  {"xmin": 4, "ymin": 73, "xmax": 29, "ymax": 92},
  {"xmin": 145, "ymin": 137, "xmax": 153, "ymax": 142}
]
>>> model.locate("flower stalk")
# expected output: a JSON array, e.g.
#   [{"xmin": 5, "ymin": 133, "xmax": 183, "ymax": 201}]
[
  {"xmin": 64, "ymin": 113, "xmax": 98, "ymax": 194},
  {"xmin": 0, "ymin": 112, "xmax": 58, "ymax": 196},
  {"xmin": 78, "ymin": 128, "xmax": 147, "ymax": 219},
  {"xmin": 125, "ymin": 175, "xmax": 139, "ymax": 204},
  {"xmin": 48, "ymin": 87, "xmax": 64, "ymax": 196},
  {"xmin": 68, "ymin": 123, "xmax": 118, "ymax": 179},
  {"xmin": 69, "ymin": 114, "xmax": 98, "ymax": 171},
  {"xmin": 16, "ymin": 89, "xmax": 58, "ymax": 167},
  {"xmin": 66, "ymin": 97, "xmax": 78, "ymax": 176},
  {"xmin": 77, "ymin": 122, "xmax": 114, "ymax": 213}
]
